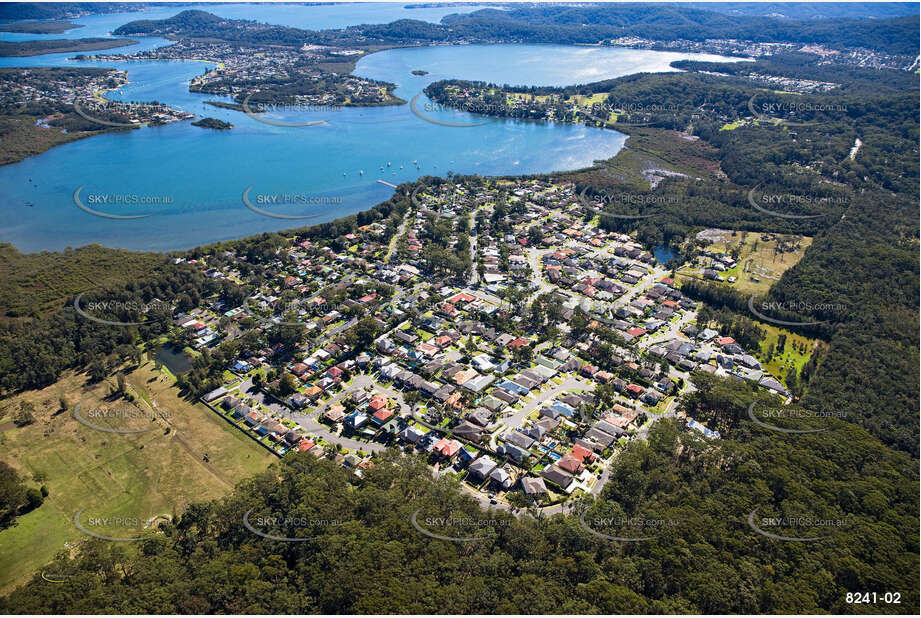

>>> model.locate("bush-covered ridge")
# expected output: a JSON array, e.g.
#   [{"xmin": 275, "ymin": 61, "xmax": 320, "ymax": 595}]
[
  {"xmin": 0, "ymin": 406, "xmax": 916, "ymax": 614},
  {"xmin": 110, "ymin": 7, "xmax": 919, "ymax": 56}
]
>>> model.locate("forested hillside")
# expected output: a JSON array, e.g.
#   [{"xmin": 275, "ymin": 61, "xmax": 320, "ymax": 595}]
[
  {"xmin": 1, "ymin": 405, "xmax": 916, "ymax": 613},
  {"xmin": 112, "ymin": 7, "xmax": 919, "ymax": 56}
]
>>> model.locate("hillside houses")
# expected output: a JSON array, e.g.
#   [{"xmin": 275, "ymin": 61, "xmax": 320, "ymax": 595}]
[{"xmin": 177, "ymin": 175, "xmax": 801, "ymax": 508}]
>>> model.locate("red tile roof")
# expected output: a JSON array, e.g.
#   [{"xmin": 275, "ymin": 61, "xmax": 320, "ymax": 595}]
[
  {"xmin": 508, "ymin": 337, "xmax": 529, "ymax": 350},
  {"xmin": 449, "ymin": 292, "xmax": 475, "ymax": 304},
  {"xmin": 291, "ymin": 363, "xmax": 309, "ymax": 376},
  {"xmin": 626, "ymin": 384, "xmax": 644, "ymax": 396},
  {"xmin": 369, "ymin": 395, "xmax": 387, "ymax": 411},
  {"xmin": 433, "ymin": 438, "xmax": 461, "ymax": 457},
  {"xmin": 557, "ymin": 455, "xmax": 582, "ymax": 474},
  {"xmin": 570, "ymin": 444, "xmax": 593, "ymax": 463},
  {"xmin": 372, "ymin": 408, "xmax": 393, "ymax": 422}
]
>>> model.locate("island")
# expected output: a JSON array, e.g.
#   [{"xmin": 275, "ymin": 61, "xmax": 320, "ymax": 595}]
[
  {"xmin": 191, "ymin": 117, "xmax": 233, "ymax": 130},
  {"xmin": 0, "ymin": 20, "xmax": 83, "ymax": 34},
  {"xmin": 0, "ymin": 37, "xmax": 137, "ymax": 57},
  {"xmin": 203, "ymin": 100, "xmax": 262, "ymax": 113},
  {"xmin": 411, "ymin": 69, "xmax": 429, "ymax": 76},
  {"xmin": 105, "ymin": 10, "xmax": 406, "ymax": 111}
]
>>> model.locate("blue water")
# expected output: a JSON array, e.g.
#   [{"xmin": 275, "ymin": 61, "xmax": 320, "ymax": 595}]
[
  {"xmin": 155, "ymin": 343, "xmax": 192, "ymax": 375},
  {"xmin": 0, "ymin": 7, "xmax": 742, "ymax": 253},
  {"xmin": 0, "ymin": 3, "xmax": 499, "ymax": 40},
  {"xmin": 356, "ymin": 43, "xmax": 739, "ymax": 88},
  {"xmin": 654, "ymin": 245, "xmax": 680, "ymax": 263}
]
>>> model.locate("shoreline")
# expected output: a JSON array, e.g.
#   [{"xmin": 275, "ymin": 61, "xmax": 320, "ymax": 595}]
[
  {"xmin": 0, "ymin": 146, "xmax": 625, "ymax": 257},
  {"xmin": 0, "ymin": 37, "xmax": 138, "ymax": 57},
  {"xmin": 0, "ymin": 43, "xmax": 699, "ymax": 254},
  {"xmin": 0, "ymin": 43, "xmax": 405, "ymax": 169}
]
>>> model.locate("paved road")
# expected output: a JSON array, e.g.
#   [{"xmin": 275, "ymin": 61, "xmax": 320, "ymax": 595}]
[
  {"xmin": 464, "ymin": 287, "xmax": 506, "ymax": 310},
  {"xmin": 640, "ymin": 309, "xmax": 697, "ymax": 348},
  {"xmin": 386, "ymin": 212, "xmax": 409, "ymax": 264},
  {"xmin": 489, "ymin": 375, "xmax": 594, "ymax": 450},
  {"xmin": 525, "ymin": 247, "xmax": 555, "ymax": 302},
  {"xmin": 468, "ymin": 208, "xmax": 480, "ymax": 286},
  {"xmin": 590, "ymin": 457, "xmax": 614, "ymax": 496},
  {"xmin": 325, "ymin": 316, "xmax": 358, "ymax": 338},
  {"xmin": 236, "ymin": 375, "xmax": 389, "ymax": 453}
]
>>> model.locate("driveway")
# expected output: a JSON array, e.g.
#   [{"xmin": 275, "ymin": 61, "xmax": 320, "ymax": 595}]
[
  {"xmin": 490, "ymin": 375, "xmax": 594, "ymax": 449},
  {"xmin": 236, "ymin": 374, "xmax": 389, "ymax": 453}
]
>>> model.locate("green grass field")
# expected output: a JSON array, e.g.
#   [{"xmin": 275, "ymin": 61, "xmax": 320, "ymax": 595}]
[
  {"xmin": 678, "ymin": 230, "xmax": 813, "ymax": 296},
  {"xmin": 713, "ymin": 231, "xmax": 813, "ymax": 296},
  {"xmin": 756, "ymin": 322, "xmax": 819, "ymax": 385},
  {"xmin": 0, "ymin": 362, "xmax": 274, "ymax": 593}
]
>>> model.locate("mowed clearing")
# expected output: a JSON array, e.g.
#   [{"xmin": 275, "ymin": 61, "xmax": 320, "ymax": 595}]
[
  {"xmin": 757, "ymin": 322, "xmax": 822, "ymax": 386},
  {"xmin": 0, "ymin": 362, "xmax": 275, "ymax": 594},
  {"xmin": 681, "ymin": 230, "xmax": 813, "ymax": 296}
]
